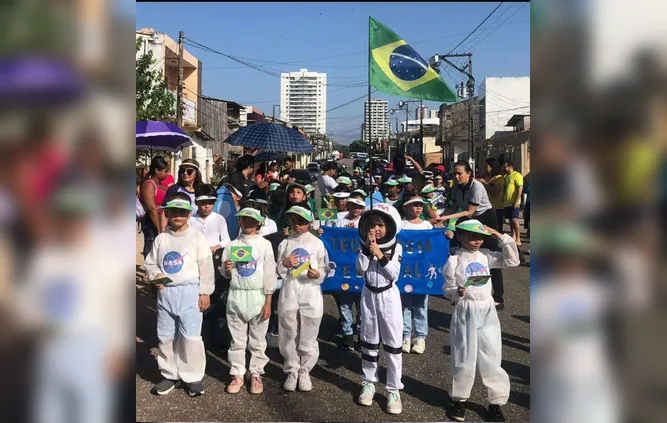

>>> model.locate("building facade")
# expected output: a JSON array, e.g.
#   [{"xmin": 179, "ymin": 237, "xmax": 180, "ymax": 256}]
[
  {"xmin": 362, "ymin": 98, "xmax": 390, "ymax": 143},
  {"xmin": 478, "ymin": 76, "xmax": 530, "ymax": 140},
  {"xmin": 280, "ymin": 69, "xmax": 327, "ymax": 136}
]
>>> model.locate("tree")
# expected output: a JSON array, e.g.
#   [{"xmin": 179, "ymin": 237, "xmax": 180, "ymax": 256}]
[
  {"xmin": 136, "ymin": 38, "xmax": 178, "ymax": 165},
  {"xmin": 349, "ymin": 140, "xmax": 367, "ymax": 153}
]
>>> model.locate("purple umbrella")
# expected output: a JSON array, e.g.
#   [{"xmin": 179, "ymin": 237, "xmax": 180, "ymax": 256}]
[{"xmin": 136, "ymin": 120, "xmax": 193, "ymax": 152}]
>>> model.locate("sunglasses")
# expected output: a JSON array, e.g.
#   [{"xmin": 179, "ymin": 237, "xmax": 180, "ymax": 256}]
[
  {"xmin": 165, "ymin": 208, "xmax": 191, "ymax": 218},
  {"xmin": 179, "ymin": 168, "xmax": 196, "ymax": 176}
]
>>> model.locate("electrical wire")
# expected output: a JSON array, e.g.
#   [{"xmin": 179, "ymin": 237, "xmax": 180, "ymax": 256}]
[
  {"xmin": 463, "ymin": 3, "xmax": 528, "ymax": 52},
  {"xmin": 446, "ymin": 2, "xmax": 504, "ymax": 54}
]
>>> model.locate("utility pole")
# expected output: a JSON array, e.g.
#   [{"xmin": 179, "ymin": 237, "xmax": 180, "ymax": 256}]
[
  {"xmin": 272, "ymin": 104, "xmax": 279, "ymax": 122},
  {"xmin": 176, "ymin": 31, "xmax": 186, "ymax": 160},
  {"xmin": 419, "ymin": 99, "xmax": 424, "ymax": 165}
]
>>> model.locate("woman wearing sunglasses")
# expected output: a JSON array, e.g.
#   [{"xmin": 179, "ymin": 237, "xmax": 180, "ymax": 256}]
[{"xmin": 161, "ymin": 159, "xmax": 203, "ymax": 232}]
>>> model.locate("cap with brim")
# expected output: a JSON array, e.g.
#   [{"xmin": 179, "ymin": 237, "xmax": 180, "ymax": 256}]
[
  {"xmin": 347, "ymin": 198, "xmax": 366, "ymax": 207},
  {"xmin": 403, "ymin": 197, "xmax": 426, "ymax": 206},
  {"xmin": 336, "ymin": 177, "xmax": 352, "ymax": 185},
  {"xmin": 179, "ymin": 162, "xmax": 200, "ymax": 171},
  {"xmin": 285, "ymin": 206, "xmax": 313, "ymax": 222},
  {"xmin": 305, "ymin": 184, "xmax": 315, "ymax": 194},
  {"xmin": 223, "ymin": 183, "xmax": 243, "ymax": 198},
  {"xmin": 162, "ymin": 199, "xmax": 195, "ymax": 212},
  {"xmin": 251, "ymin": 198, "xmax": 269, "ymax": 205},
  {"xmin": 287, "ymin": 182, "xmax": 307, "ymax": 194},
  {"xmin": 351, "ymin": 189, "xmax": 367, "ymax": 197},
  {"xmin": 354, "ymin": 168, "xmax": 362, "ymax": 173},
  {"xmin": 269, "ymin": 183, "xmax": 280, "ymax": 191},
  {"xmin": 397, "ymin": 176, "xmax": 412, "ymax": 183},
  {"xmin": 456, "ymin": 219, "xmax": 492, "ymax": 235},
  {"xmin": 533, "ymin": 225, "xmax": 600, "ymax": 256},
  {"xmin": 235, "ymin": 207, "xmax": 265, "ymax": 223},
  {"xmin": 421, "ymin": 185, "xmax": 436, "ymax": 194},
  {"xmin": 332, "ymin": 192, "xmax": 350, "ymax": 199},
  {"xmin": 435, "ymin": 175, "xmax": 443, "ymax": 179},
  {"xmin": 384, "ymin": 180, "xmax": 399, "ymax": 186},
  {"xmin": 195, "ymin": 195, "xmax": 217, "ymax": 202}
]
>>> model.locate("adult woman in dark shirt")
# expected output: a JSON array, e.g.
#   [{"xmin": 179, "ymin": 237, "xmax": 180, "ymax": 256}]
[
  {"xmin": 160, "ymin": 158, "xmax": 202, "ymax": 232},
  {"xmin": 441, "ymin": 160, "xmax": 506, "ymax": 308}
]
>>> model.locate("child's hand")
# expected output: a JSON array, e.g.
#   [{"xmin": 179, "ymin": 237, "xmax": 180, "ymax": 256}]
[
  {"xmin": 154, "ymin": 273, "xmax": 166, "ymax": 290},
  {"xmin": 369, "ymin": 242, "xmax": 382, "ymax": 260},
  {"xmin": 483, "ymin": 225, "xmax": 502, "ymax": 239},
  {"xmin": 224, "ymin": 260, "xmax": 233, "ymax": 273},
  {"xmin": 198, "ymin": 295, "xmax": 211, "ymax": 311},
  {"xmin": 282, "ymin": 254, "xmax": 299, "ymax": 268},
  {"xmin": 282, "ymin": 227, "xmax": 290, "ymax": 236},
  {"xmin": 259, "ymin": 303, "xmax": 271, "ymax": 321},
  {"xmin": 457, "ymin": 286, "xmax": 466, "ymax": 297},
  {"xmin": 317, "ymin": 228, "xmax": 324, "ymax": 236},
  {"xmin": 306, "ymin": 267, "xmax": 320, "ymax": 280},
  {"xmin": 211, "ymin": 245, "xmax": 221, "ymax": 253},
  {"xmin": 445, "ymin": 230, "xmax": 454, "ymax": 239},
  {"xmin": 345, "ymin": 223, "xmax": 355, "ymax": 228}
]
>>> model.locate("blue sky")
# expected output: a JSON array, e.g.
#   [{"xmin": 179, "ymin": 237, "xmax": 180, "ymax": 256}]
[{"xmin": 136, "ymin": 2, "xmax": 530, "ymax": 144}]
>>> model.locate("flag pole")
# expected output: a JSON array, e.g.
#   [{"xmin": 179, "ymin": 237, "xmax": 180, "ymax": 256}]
[{"xmin": 368, "ymin": 16, "xmax": 374, "ymax": 209}]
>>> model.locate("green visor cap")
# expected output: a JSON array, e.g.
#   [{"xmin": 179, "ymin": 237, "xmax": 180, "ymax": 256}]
[
  {"xmin": 384, "ymin": 179, "xmax": 399, "ymax": 186},
  {"xmin": 397, "ymin": 176, "xmax": 412, "ymax": 183},
  {"xmin": 456, "ymin": 219, "xmax": 491, "ymax": 235},
  {"xmin": 336, "ymin": 176, "xmax": 352, "ymax": 185},
  {"xmin": 305, "ymin": 184, "xmax": 316, "ymax": 194},
  {"xmin": 235, "ymin": 207, "xmax": 265, "ymax": 223},
  {"xmin": 285, "ymin": 206, "xmax": 314, "ymax": 222},
  {"xmin": 162, "ymin": 199, "xmax": 195, "ymax": 212},
  {"xmin": 351, "ymin": 189, "xmax": 367, "ymax": 197},
  {"xmin": 354, "ymin": 167, "xmax": 362, "ymax": 173},
  {"xmin": 269, "ymin": 183, "xmax": 281, "ymax": 191},
  {"xmin": 421, "ymin": 185, "xmax": 436, "ymax": 194}
]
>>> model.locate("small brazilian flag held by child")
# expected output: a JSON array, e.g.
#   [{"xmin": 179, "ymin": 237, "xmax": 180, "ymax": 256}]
[
  {"xmin": 319, "ymin": 208, "xmax": 337, "ymax": 221},
  {"xmin": 230, "ymin": 246, "xmax": 253, "ymax": 262}
]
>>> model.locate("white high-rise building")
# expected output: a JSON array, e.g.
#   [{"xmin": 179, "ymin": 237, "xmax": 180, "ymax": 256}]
[
  {"xmin": 280, "ymin": 69, "xmax": 327, "ymax": 136},
  {"xmin": 362, "ymin": 98, "xmax": 389, "ymax": 143}
]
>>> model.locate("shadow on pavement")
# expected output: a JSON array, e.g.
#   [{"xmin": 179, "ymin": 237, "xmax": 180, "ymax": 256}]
[
  {"xmin": 502, "ymin": 359, "xmax": 531, "ymax": 390},
  {"xmin": 135, "ymin": 286, "xmax": 161, "ymax": 385}
]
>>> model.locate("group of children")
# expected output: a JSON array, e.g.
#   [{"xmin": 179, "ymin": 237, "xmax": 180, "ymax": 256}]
[{"xmin": 143, "ymin": 174, "xmax": 520, "ymax": 422}]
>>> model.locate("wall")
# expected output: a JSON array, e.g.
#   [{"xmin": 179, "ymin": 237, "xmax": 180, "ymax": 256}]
[{"xmin": 479, "ymin": 77, "xmax": 530, "ymax": 140}]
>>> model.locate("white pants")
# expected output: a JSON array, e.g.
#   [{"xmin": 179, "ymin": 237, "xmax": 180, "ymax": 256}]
[
  {"xmin": 450, "ymin": 298, "xmax": 510, "ymax": 405},
  {"xmin": 227, "ymin": 311, "xmax": 270, "ymax": 376},
  {"xmin": 156, "ymin": 284, "xmax": 206, "ymax": 383},
  {"xmin": 360, "ymin": 285, "xmax": 404, "ymax": 391},
  {"xmin": 278, "ymin": 279, "xmax": 323, "ymax": 374}
]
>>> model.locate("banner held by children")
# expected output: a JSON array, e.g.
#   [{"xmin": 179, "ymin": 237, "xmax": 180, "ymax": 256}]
[{"xmin": 320, "ymin": 227, "xmax": 449, "ymax": 294}]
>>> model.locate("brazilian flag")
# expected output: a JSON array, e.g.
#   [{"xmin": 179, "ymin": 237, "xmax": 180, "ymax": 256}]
[
  {"xmin": 318, "ymin": 208, "xmax": 337, "ymax": 222},
  {"xmin": 230, "ymin": 246, "xmax": 253, "ymax": 262},
  {"xmin": 369, "ymin": 17, "xmax": 458, "ymax": 102}
]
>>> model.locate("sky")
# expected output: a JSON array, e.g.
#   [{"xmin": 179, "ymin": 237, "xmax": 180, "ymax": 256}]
[{"xmin": 136, "ymin": 2, "xmax": 530, "ymax": 145}]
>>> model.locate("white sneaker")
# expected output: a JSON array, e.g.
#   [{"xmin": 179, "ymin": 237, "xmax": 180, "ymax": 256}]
[
  {"xmin": 402, "ymin": 338, "xmax": 411, "ymax": 353},
  {"xmin": 283, "ymin": 372, "xmax": 298, "ymax": 392},
  {"xmin": 298, "ymin": 369, "xmax": 312, "ymax": 391},
  {"xmin": 412, "ymin": 338, "xmax": 426, "ymax": 354},
  {"xmin": 386, "ymin": 390, "xmax": 402, "ymax": 414},
  {"xmin": 358, "ymin": 381, "xmax": 375, "ymax": 406}
]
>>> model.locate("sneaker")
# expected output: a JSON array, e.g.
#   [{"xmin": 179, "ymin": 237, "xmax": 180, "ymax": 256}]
[
  {"xmin": 402, "ymin": 338, "xmax": 411, "ymax": 353},
  {"xmin": 341, "ymin": 334, "xmax": 354, "ymax": 351},
  {"xmin": 298, "ymin": 369, "xmax": 312, "ymax": 391},
  {"xmin": 283, "ymin": 372, "xmax": 298, "ymax": 392},
  {"xmin": 358, "ymin": 381, "xmax": 375, "ymax": 406},
  {"xmin": 226, "ymin": 375, "xmax": 244, "ymax": 394},
  {"xmin": 447, "ymin": 401, "xmax": 466, "ymax": 422},
  {"xmin": 187, "ymin": 380, "xmax": 204, "ymax": 397},
  {"xmin": 411, "ymin": 338, "xmax": 426, "ymax": 354},
  {"xmin": 266, "ymin": 333, "xmax": 279, "ymax": 349},
  {"xmin": 249, "ymin": 374, "xmax": 264, "ymax": 395},
  {"xmin": 488, "ymin": 404, "xmax": 506, "ymax": 422},
  {"xmin": 386, "ymin": 390, "xmax": 402, "ymax": 414},
  {"xmin": 152, "ymin": 378, "xmax": 180, "ymax": 396}
]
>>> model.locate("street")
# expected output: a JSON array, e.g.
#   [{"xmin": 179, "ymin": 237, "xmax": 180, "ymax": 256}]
[{"xmin": 136, "ymin": 224, "xmax": 530, "ymax": 422}]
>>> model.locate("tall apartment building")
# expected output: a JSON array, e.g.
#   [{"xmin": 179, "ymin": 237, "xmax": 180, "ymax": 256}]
[
  {"xmin": 280, "ymin": 69, "xmax": 327, "ymax": 136},
  {"xmin": 362, "ymin": 98, "xmax": 389, "ymax": 143}
]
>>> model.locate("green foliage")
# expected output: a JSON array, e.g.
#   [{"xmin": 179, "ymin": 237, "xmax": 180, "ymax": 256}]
[
  {"xmin": 136, "ymin": 38, "xmax": 176, "ymax": 122},
  {"xmin": 349, "ymin": 140, "xmax": 367, "ymax": 152}
]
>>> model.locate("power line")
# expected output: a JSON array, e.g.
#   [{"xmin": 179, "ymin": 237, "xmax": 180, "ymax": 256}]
[
  {"xmin": 463, "ymin": 3, "xmax": 528, "ymax": 52},
  {"xmin": 455, "ymin": 2, "xmax": 515, "ymax": 52},
  {"xmin": 447, "ymin": 2, "xmax": 504, "ymax": 54}
]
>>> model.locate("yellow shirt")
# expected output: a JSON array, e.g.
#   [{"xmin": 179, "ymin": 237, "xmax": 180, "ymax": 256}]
[
  {"xmin": 486, "ymin": 175, "xmax": 506, "ymax": 210},
  {"xmin": 504, "ymin": 171, "xmax": 524, "ymax": 207}
]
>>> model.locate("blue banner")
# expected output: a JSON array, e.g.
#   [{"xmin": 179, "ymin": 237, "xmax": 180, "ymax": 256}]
[{"xmin": 320, "ymin": 227, "xmax": 449, "ymax": 294}]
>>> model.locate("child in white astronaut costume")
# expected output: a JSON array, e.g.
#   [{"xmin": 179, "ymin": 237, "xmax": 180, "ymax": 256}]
[
  {"xmin": 355, "ymin": 203, "xmax": 405, "ymax": 415},
  {"xmin": 144, "ymin": 195, "xmax": 215, "ymax": 397},
  {"xmin": 442, "ymin": 218, "xmax": 520, "ymax": 422},
  {"xmin": 276, "ymin": 206, "xmax": 330, "ymax": 392},
  {"xmin": 220, "ymin": 208, "xmax": 276, "ymax": 395}
]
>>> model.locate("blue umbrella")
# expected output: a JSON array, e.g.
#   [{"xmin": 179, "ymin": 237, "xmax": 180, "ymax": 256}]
[
  {"xmin": 225, "ymin": 122, "xmax": 314, "ymax": 153},
  {"xmin": 136, "ymin": 120, "xmax": 193, "ymax": 152},
  {"xmin": 254, "ymin": 151, "xmax": 286, "ymax": 163}
]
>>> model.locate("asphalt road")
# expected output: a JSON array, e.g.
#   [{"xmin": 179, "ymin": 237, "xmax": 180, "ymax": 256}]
[{"xmin": 136, "ymin": 224, "xmax": 531, "ymax": 422}]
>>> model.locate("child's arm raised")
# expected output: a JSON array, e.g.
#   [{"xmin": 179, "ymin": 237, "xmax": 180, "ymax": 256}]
[
  {"xmin": 442, "ymin": 255, "xmax": 460, "ymax": 301},
  {"xmin": 483, "ymin": 226, "xmax": 521, "ymax": 268}
]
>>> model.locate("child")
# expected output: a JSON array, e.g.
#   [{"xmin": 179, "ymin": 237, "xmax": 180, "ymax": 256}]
[
  {"xmin": 442, "ymin": 218, "xmax": 520, "ymax": 422},
  {"xmin": 323, "ymin": 185, "xmax": 350, "ymax": 227},
  {"xmin": 144, "ymin": 193, "xmax": 214, "ymax": 397},
  {"xmin": 356, "ymin": 203, "xmax": 404, "ymax": 415},
  {"xmin": 278, "ymin": 183, "xmax": 310, "ymax": 233},
  {"xmin": 400, "ymin": 195, "xmax": 433, "ymax": 355},
  {"xmin": 336, "ymin": 176, "xmax": 353, "ymax": 190},
  {"xmin": 248, "ymin": 190, "xmax": 278, "ymax": 236},
  {"xmin": 420, "ymin": 185, "xmax": 445, "ymax": 226},
  {"xmin": 332, "ymin": 194, "xmax": 366, "ymax": 351},
  {"xmin": 383, "ymin": 179, "xmax": 402, "ymax": 206},
  {"xmin": 220, "ymin": 208, "xmax": 277, "ymax": 395},
  {"xmin": 276, "ymin": 206, "xmax": 330, "ymax": 392}
]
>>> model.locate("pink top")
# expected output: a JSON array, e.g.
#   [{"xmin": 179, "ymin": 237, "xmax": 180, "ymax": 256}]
[{"xmin": 143, "ymin": 179, "xmax": 166, "ymax": 213}]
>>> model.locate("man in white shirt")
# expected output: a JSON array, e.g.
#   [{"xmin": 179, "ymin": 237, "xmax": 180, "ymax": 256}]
[{"xmin": 317, "ymin": 161, "xmax": 339, "ymax": 207}]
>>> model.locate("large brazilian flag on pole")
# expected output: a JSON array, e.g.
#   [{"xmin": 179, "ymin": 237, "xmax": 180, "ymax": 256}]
[{"xmin": 369, "ymin": 16, "xmax": 458, "ymax": 102}]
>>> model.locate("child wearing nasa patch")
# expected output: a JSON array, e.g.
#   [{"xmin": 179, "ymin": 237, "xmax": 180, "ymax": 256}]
[
  {"xmin": 276, "ymin": 206, "xmax": 330, "ymax": 392},
  {"xmin": 399, "ymin": 195, "xmax": 433, "ymax": 356},
  {"xmin": 143, "ymin": 193, "xmax": 215, "ymax": 398},
  {"xmin": 220, "ymin": 208, "xmax": 277, "ymax": 395},
  {"xmin": 442, "ymin": 217, "xmax": 520, "ymax": 422}
]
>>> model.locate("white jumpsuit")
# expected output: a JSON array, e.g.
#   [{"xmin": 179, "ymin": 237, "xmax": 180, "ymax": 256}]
[
  {"xmin": 276, "ymin": 231, "xmax": 330, "ymax": 374},
  {"xmin": 356, "ymin": 242, "xmax": 405, "ymax": 391},
  {"xmin": 221, "ymin": 234, "xmax": 276, "ymax": 377},
  {"xmin": 442, "ymin": 233, "xmax": 520, "ymax": 405}
]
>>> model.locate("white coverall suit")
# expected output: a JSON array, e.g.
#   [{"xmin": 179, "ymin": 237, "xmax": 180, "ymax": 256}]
[
  {"xmin": 276, "ymin": 231, "xmax": 330, "ymax": 374},
  {"xmin": 442, "ymin": 233, "xmax": 520, "ymax": 405},
  {"xmin": 221, "ymin": 234, "xmax": 276, "ymax": 376},
  {"xmin": 144, "ymin": 226, "xmax": 215, "ymax": 383},
  {"xmin": 356, "ymin": 203, "xmax": 405, "ymax": 391}
]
